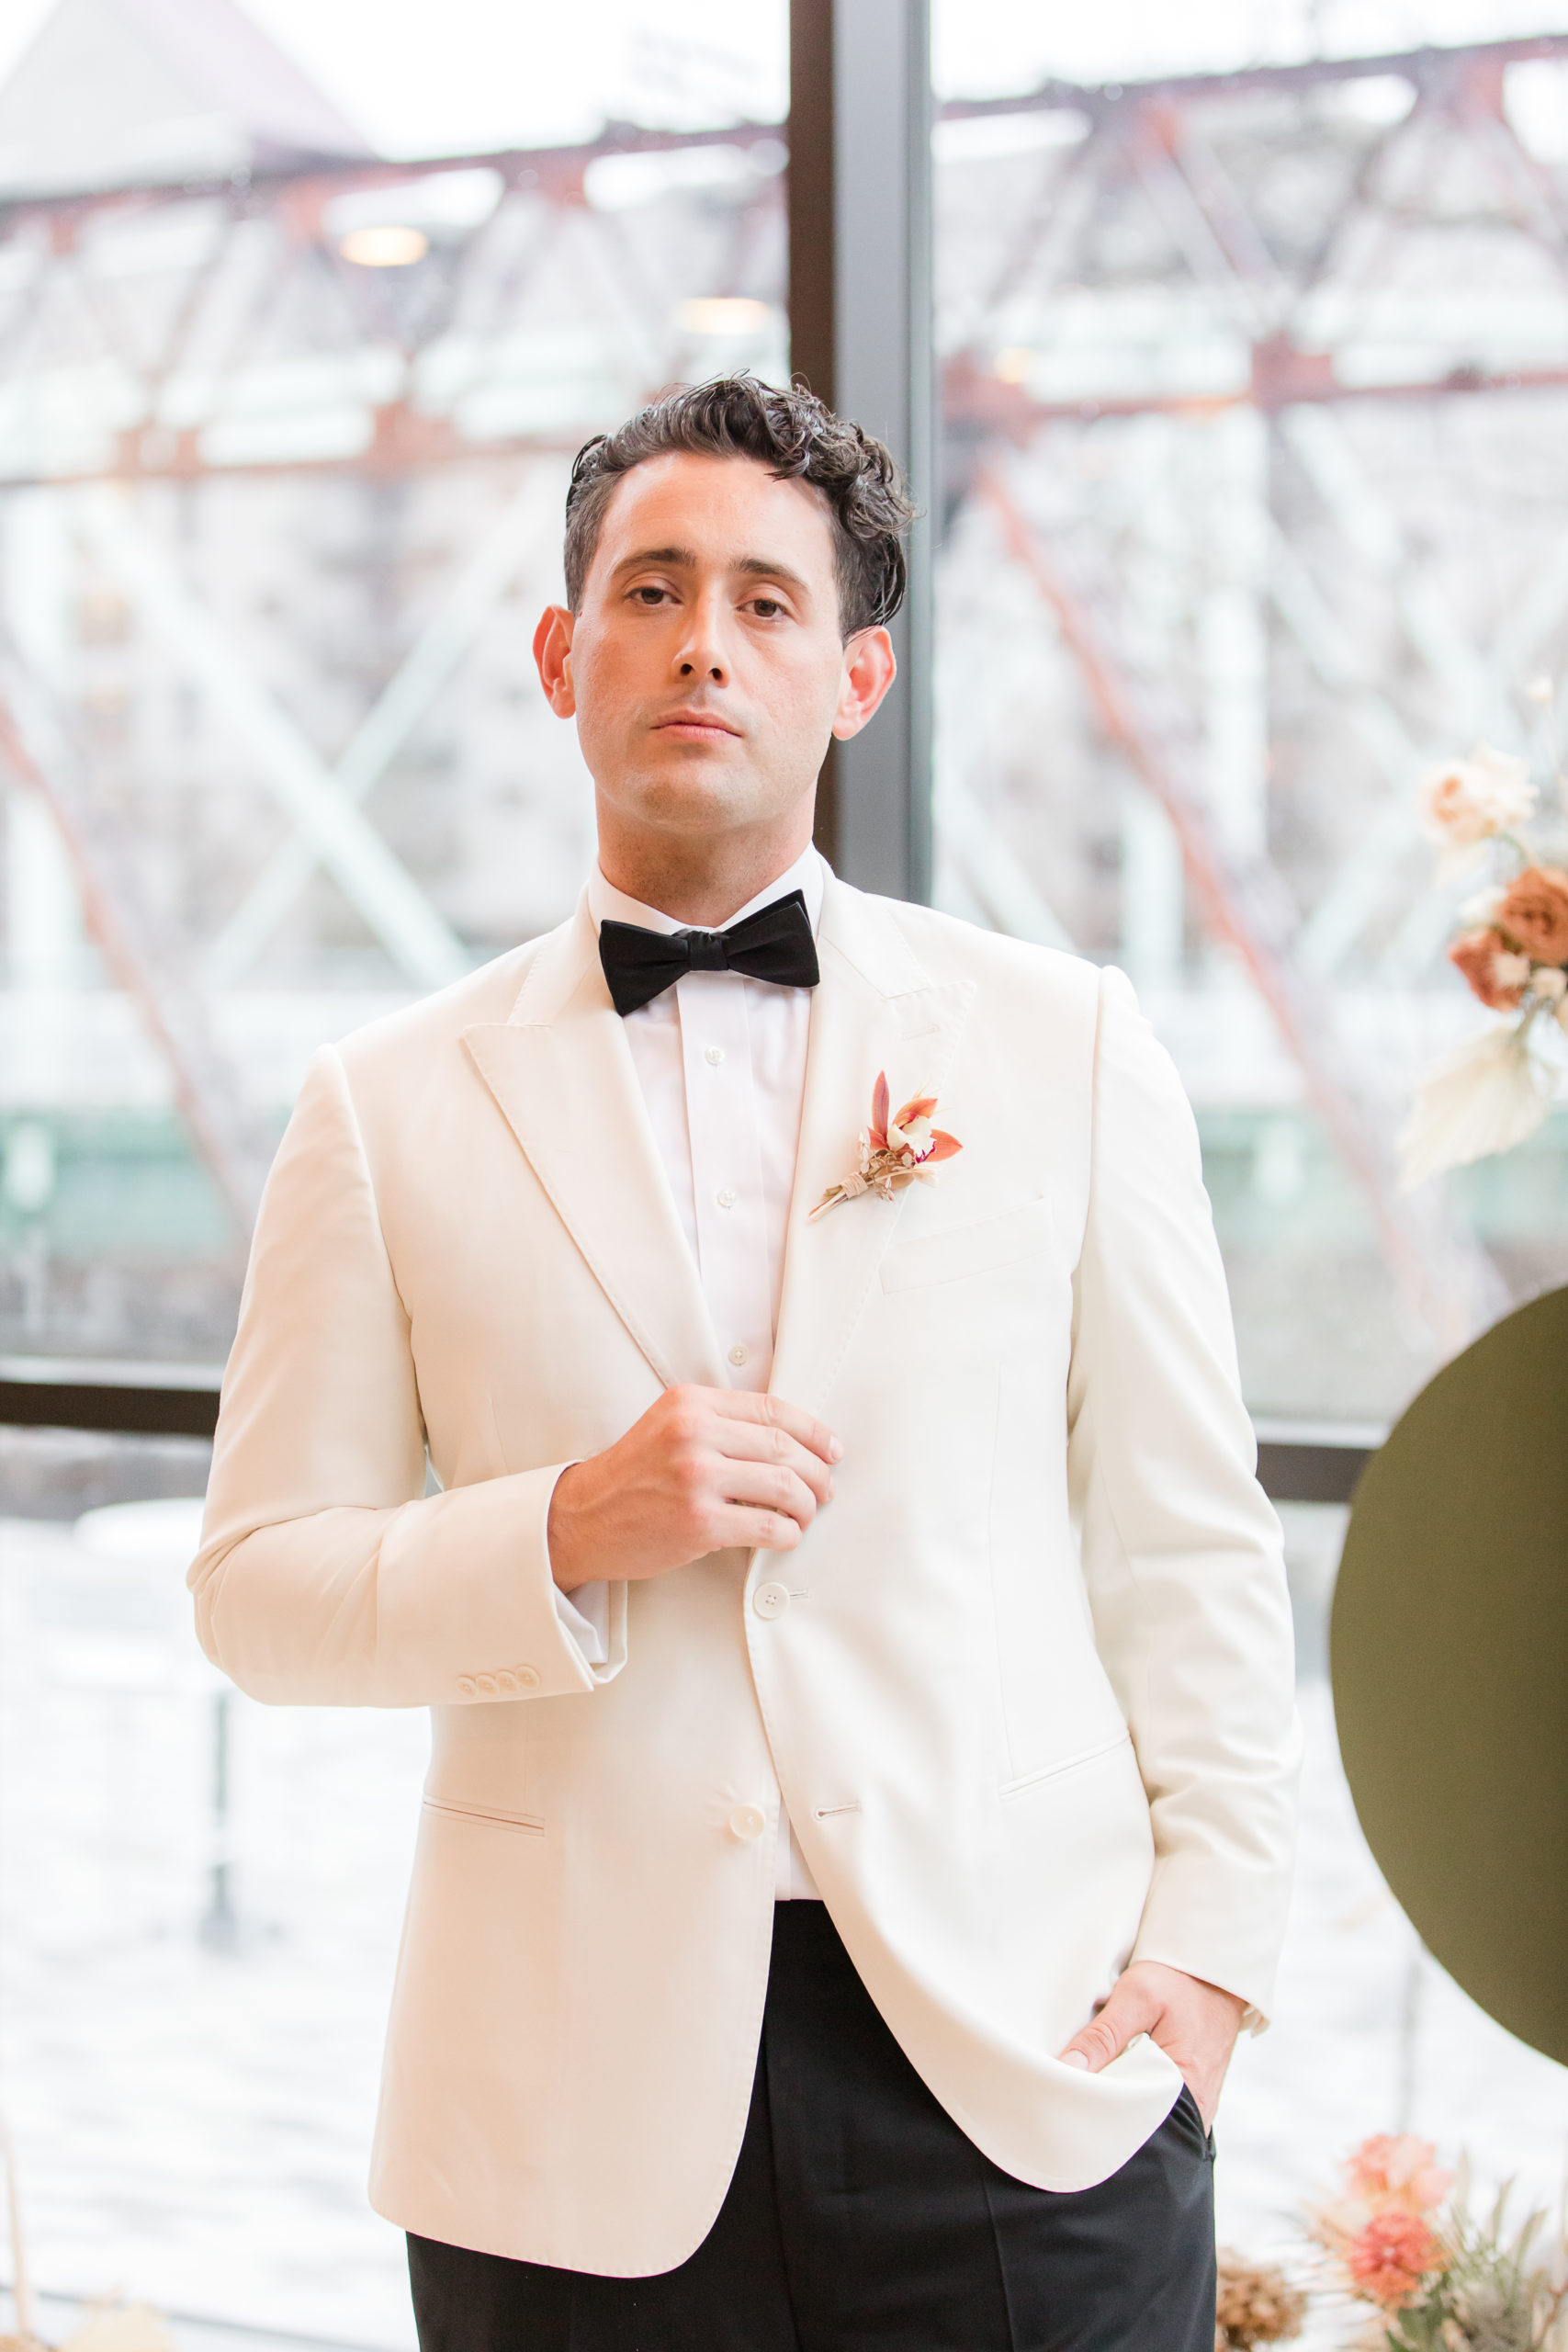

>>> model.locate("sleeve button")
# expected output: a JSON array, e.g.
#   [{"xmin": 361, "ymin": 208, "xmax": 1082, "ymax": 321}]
[
  {"xmin": 474, "ymin": 1673, "xmax": 499, "ymax": 1697},
  {"xmin": 494, "ymin": 1669, "xmax": 519, "ymax": 1694},
  {"xmin": 456, "ymin": 1676, "xmax": 477, "ymax": 1698},
  {"xmin": 516, "ymin": 1664, "xmax": 541, "ymax": 1690}
]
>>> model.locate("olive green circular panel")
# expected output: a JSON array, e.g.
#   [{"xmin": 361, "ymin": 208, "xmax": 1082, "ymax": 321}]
[{"xmin": 1332, "ymin": 1283, "xmax": 1568, "ymax": 2064}]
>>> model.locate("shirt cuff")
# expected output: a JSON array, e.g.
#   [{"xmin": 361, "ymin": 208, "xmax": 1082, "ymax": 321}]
[{"xmin": 553, "ymin": 1579, "xmax": 609, "ymax": 1667}]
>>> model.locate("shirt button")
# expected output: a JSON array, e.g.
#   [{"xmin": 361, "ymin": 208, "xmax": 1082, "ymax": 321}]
[
  {"xmin": 728, "ymin": 1343, "xmax": 749, "ymax": 1367},
  {"xmin": 716, "ymin": 1187, "xmax": 736, "ymax": 1210},
  {"xmin": 728, "ymin": 1804, "xmax": 766, "ymax": 1841},
  {"xmin": 474, "ymin": 1672, "xmax": 498, "ymax": 1697},
  {"xmin": 515, "ymin": 1664, "xmax": 541, "ymax": 1690},
  {"xmin": 456, "ymin": 1675, "xmax": 477, "ymax": 1698},
  {"xmin": 705, "ymin": 1045, "xmax": 725, "ymax": 1066},
  {"xmin": 753, "ymin": 1580, "xmax": 791, "ymax": 1620}
]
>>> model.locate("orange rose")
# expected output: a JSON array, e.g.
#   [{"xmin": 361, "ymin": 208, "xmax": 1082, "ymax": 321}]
[
  {"xmin": 1496, "ymin": 865, "xmax": 1568, "ymax": 964},
  {"xmin": 1449, "ymin": 928, "xmax": 1528, "ymax": 1010},
  {"xmin": 1345, "ymin": 2210, "xmax": 1446, "ymax": 2309}
]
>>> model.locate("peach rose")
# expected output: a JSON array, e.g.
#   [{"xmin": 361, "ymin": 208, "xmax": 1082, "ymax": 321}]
[
  {"xmin": 1417, "ymin": 743, "xmax": 1535, "ymax": 847},
  {"xmin": 1346, "ymin": 2134, "xmax": 1452, "ymax": 2213},
  {"xmin": 1345, "ymin": 2210, "xmax": 1445, "ymax": 2309},
  {"xmin": 1496, "ymin": 865, "xmax": 1568, "ymax": 964},
  {"xmin": 1449, "ymin": 929, "xmax": 1529, "ymax": 1010}
]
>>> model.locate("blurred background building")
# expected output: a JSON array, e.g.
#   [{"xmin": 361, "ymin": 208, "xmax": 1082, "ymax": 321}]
[{"xmin": 1, "ymin": 0, "xmax": 1566, "ymax": 2342}]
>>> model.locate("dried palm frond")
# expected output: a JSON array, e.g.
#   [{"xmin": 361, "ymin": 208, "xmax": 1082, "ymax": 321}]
[{"xmin": 1216, "ymin": 2250, "xmax": 1309, "ymax": 2347}]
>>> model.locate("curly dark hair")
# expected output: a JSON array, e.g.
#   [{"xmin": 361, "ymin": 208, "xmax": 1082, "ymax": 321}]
[{"xmin": 563, "ymin": 375, "xmax": 914, "ymax": 638}]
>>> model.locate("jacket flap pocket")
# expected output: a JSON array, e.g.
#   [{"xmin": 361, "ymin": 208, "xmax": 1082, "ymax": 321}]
[
  {"xmin": 423, "ymin": 1795, "xmax": 544, "ymax": 1836},
  {"xmin": 880, "ymin": 1196, "xmax": 1054, "ymax": 1295}
]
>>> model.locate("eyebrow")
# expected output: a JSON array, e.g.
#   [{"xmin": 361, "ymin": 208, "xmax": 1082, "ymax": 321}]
[{"xmin": 612, "ymin": 546, "xmax": 813, "ymax": 595}]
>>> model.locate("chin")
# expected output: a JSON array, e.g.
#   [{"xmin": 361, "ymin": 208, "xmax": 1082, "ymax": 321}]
[{"xmin": 621, "ymin": 768, "xmax": 769, "ymax": 834}]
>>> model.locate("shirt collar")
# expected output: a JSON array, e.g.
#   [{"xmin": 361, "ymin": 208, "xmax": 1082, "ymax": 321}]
[{"xmin": 587, "ymin": 842, "xmax": 826, "ymax": 941}]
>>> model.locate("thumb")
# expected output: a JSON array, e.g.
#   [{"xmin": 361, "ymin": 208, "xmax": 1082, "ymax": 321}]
[{"xmin": 1058, "ymin": 1973, "xmax": 1158, "ymax": 2077}]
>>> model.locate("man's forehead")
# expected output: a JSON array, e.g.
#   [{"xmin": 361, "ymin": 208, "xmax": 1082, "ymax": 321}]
[{"xmin": 595, "ymin": 450, "xmax": 833, "ymax": 559}]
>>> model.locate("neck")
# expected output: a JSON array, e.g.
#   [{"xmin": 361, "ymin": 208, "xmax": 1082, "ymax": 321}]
[{"xmin": 594, "ymin": 814, "xmax": 815, "ymax": 929}]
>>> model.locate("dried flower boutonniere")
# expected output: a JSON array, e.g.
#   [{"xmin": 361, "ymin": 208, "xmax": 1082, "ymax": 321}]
[{"xmin": 810, "ymin": 1070, "xmax": 963, "ymax": 1220}]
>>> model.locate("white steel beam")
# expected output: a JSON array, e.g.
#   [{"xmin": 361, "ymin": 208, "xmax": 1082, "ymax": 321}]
[
  {"xmin": 1280, "ymin": 407, "xmax": 1510, "ymax": 739},
  {"xmin": 935, "ymin": 767, "xmax": 1074, "ymax": 951},
  {"xmin": 75, "ymin": 483, "xmax": 471, "ymax": 993},
  {"xmin": 206, "ymin": 463, "xmax": 565, "ymax": 984},
  {"xmin": 1201, "ymin": 405, "xmax": 1270, "ymax": 867}
]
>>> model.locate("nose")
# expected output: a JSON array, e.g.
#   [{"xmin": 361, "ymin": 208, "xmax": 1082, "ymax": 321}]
[{"xmin": 674, "ymin": 587, "xmax": 728, "ymax": 686}]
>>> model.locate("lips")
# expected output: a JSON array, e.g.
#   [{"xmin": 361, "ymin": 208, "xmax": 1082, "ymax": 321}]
[{"xmin": 654, "ymin": 711, "xmax": 741, "ymax": 740}]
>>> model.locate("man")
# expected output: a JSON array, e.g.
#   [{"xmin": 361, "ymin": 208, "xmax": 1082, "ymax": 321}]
[{"xmin": 190, "ymin": 376, "xmax": 1299, "ymax": 2351}]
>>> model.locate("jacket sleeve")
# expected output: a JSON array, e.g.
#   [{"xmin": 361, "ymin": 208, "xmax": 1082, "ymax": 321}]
[
  {"xmin": 188, "ymin": 1045, "xmax": 615, "ymax": 1709},
  {"xmin": 1066, "ymin": 967, "xmax": 1301, "ymax": 2029}
]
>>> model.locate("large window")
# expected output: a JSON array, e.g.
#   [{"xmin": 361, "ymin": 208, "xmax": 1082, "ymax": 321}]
[
  {"xmin": 932, "ymin": 4, "xmax": 1568, "ymax": 1429},
  {"xmin": 0, "ymin": 5, "xmax": 785, "ymax": 2340},
  {"xmin": 931, "ymin": 0, "xmax": 1568, "ymax": 2276}
]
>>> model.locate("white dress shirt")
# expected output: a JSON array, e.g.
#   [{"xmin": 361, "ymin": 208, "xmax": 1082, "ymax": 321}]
[{"xmin": 556, "ymin": 842, "xmax": 826, "ymax": 1901}]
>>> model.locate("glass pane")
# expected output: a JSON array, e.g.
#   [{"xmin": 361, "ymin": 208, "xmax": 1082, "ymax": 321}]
[
  {"xmin": 0, "ymin": 3, "xmax": 784, "ymax": 2340},
  {"xmin": 932, "ymin": 2, "xmax": 1568, "ymax": 1431},
  {"xmin": 0, "ymin": 1, "xmax": 786, "ymax": 1374},
  {"xmin": 933, "ymin": 0, "xmax": 1568, "ymax": 2281}
]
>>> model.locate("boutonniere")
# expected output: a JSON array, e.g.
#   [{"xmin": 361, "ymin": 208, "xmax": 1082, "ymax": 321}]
[{"xmin": 810, "ymin": 1070, "xmax": 963, "ymax": 1220}]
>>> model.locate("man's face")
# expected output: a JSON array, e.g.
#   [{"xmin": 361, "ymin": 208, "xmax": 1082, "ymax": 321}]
[{"xmin": 535, "ymin": 451, "xmax": 889, "ymax": 857}]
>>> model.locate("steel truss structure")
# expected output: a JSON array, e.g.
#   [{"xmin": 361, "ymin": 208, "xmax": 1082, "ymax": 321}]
[
  {"xmin": 1, "ymin": 20, "xmax": 1565, "ymax": 1385},
  {"xmin": 934, "ymin": 30, "xmax": 1568, "ymax": 1363}
]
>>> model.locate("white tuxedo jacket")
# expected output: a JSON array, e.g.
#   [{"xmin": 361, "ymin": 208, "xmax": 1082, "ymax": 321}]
[{"xmin": 190, "ymin": 873, "xmax": 1299, "ymax": 2275}]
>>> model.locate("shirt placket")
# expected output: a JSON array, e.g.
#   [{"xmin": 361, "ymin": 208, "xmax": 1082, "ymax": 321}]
[{"xmin": 676, "ymin": 968, "xmax": 775, "ymax": 1391}]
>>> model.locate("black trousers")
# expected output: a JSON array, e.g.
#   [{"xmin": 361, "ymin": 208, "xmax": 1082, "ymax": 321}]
[{"xmin": 408, "ymin": 1903, "xmax": 1216, "ymax": 2352}]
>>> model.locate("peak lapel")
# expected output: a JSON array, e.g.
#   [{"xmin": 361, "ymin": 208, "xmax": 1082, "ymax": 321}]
[
  {"xmin": 462, "ymin": 901, "xmax": 725, "ymax": 1394},
  {"xmin": 768, "ymin": 880, "xmax": 975, "ymax": 1418}
]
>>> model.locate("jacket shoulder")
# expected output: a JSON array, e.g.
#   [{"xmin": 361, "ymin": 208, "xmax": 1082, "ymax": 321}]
[{"xmin": 861, "ymin": 890, "xmax": 1107, "ymax": 1014}]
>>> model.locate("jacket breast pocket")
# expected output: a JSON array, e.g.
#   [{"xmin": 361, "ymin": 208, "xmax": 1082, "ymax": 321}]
[{"xmin": 879, "ymin": 1196, "xmax": 1055, "ymax": 1294}]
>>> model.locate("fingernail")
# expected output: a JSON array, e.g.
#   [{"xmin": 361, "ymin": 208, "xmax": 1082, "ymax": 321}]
[
  {"xmin": 1062, "ymin": 2051, "xmax": 1090, "ymax": 2071},
  {"xmin": 829, "ymin": 1438, "xmax": 843, "ymax": 1462}
]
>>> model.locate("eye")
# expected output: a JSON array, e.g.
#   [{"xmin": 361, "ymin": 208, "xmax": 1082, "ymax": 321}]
[
  {"xmin": 750, "ymin": 596, "xmax": 784, "ymax": 618},
  {"xmin": 631, "ymin": 584, "xmax": 671, "ymax": 606}
]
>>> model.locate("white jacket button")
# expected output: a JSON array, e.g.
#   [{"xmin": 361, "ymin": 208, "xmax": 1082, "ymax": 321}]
[
  {"xmin": 474, "ymin": 1673, "xmax": 498, "ymax": 1696},
  {"xmin": 456, "ymin": 1676, "xmax": 477, "ymax": 1698},
  {"xmin": 728, "ymin": 1804, "xmax": 766, "ymax": 1842},
  {"xmin": 515, "ymin": 1664, "xmax": 541, "ymax": 1690},
  {"xmin": 494, "ymin": 1669, "xmax": 518, "ymax": 1694},
  {"xmin": 752, "ymin": 1581, "xmax": 790, "ymax": 1620}
]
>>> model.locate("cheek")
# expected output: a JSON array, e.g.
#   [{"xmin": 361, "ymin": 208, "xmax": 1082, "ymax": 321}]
[
  {"xmin": 750, "ymin": 651, "xmax": 843, "ymax": 756},
  {"xmin": 570, "ymin": 635, "xmax": 637, "ymax": 730}
]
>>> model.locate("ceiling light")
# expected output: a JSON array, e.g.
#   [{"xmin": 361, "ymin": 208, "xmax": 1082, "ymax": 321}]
[
  {"xmin": 677, "ymin": 296, "xmax": 772, "ymax": 336},
  {"xmin": 340, "ymin": 224, "xmax": 429, "ymax": 268}
]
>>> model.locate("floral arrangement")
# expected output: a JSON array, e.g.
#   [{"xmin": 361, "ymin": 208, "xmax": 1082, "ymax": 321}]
[
  {"xmin": 1305, "ymin": 2133, "xmax": 1568, "ymax": 2350},
  {"xmin": 1401, "ymin": 724, "xmax": 1568, "ymax": 1188},
  {"xmin": 810, "ymin": 1071, "xmax": 962, "ymax": 1219}
]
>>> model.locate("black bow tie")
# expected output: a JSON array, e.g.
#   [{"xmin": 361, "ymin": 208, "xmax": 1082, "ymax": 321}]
[{"xmin": 598, "ymin": 888, "xmax": 820, "ymax": 1016}]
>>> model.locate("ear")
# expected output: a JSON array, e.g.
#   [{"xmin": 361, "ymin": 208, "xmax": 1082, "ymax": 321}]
[
  {"xmin": 533, "ymin": 605, "xmax": 578, "ymax": 717},
  {"xmin": 831, "ymin": 626, "xmax": 897, "ymax": 741}
]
